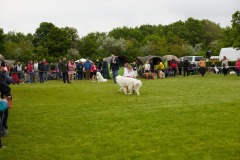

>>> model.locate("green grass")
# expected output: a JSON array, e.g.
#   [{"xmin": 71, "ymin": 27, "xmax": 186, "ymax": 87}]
[{"xmin": 1, "ymin": 74, "xmax": 240, "ymax": 160}]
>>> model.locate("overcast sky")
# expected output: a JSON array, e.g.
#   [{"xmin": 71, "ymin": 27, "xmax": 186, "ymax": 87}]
[{"xmin": 1, "ymin": 0, "xmax": 239, "ymax": 37}]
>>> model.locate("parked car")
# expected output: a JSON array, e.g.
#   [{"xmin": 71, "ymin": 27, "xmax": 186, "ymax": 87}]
[{"xmin": 182, "ymin": 56, "xmax": 203, "ymax": 65}]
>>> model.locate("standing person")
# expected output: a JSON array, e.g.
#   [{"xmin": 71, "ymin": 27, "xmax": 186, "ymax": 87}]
[
  {"xmin": 68, "ymin": 59, "xmax": 76, "ymax": 83},
  {"xmin": 178, "ymin": 60, "xmax": 183, "ymax": 76},
  {"xmin": 0, "ymin": 58, "xmax": 12, "ymax": 140},
  {"xmin": 144, "ymin": 61, "xmax": 151, "ymax": 73},
  {"xmin": 27, "ymin": 60, "xmax": 35, "ymax": 83},
  {"xmin": 183, "ymin": 59, "xmax": 190, "ymax": 76},
  {"xmin": 60, "ymin": 58, "xmax": 69, "ymax": 83},
  {"xmin": 10, "ymin": 64, "xmax": 20, "ymax": 85},
  {"xmin": 90, "ymin": 62, "xmax": 98, "ymax": 82},
  {"xmin": 123, "ymin": 63, "xmax": 135, "ymax": 78},
  {"xmin": 110, "ymin": 54, "xmax": 120, "ymax": 83},
  {"xmin": 84, "ymin": 58, "xmax": 91, "ymax": 80},
  {"xmin": 221, "ymin": 56, "xmax": 229, "ymax": 76},
  {"xmin": 38, "ymin": 61, "xmax": 44, "ymax": 83},
  {"xmin": 43, "ymin": 59, "xmax": 49, "ymax": 81},
  {"xmin": 170, "ymin": 58, "xmax": 177, "ymax": 76},
  {"xmin": 95, "ymin": 59, "xmax": 102, "ymax": 72},
  {"xmin": 198, "ymin": 58, "xmax": 206, "ymax": 76},
  {"xmin": 33, "ymin": 61, "xmax": 39, "ymax": 82},
  {"xmin": 102, "ymin": 60, "xmax": 108, "ymax": 79},
  {"xmin": 132, "ymin": 61, "xmax": 138, "ymax": 77},
  {"xmin": 16, "ymin": 61, "xmax": 23, "ymax": 80},
  {"xmin": 235, "ymin": 58, "xmax": 240, "ymax": 76},
  {"xmin": 76, "ymin": 60, "xmax": 84, "ymax": 80}
]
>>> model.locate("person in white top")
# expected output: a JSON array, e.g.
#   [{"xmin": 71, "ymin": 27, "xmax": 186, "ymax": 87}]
[
  {"xmin": 144, "ymin": 61, "xmax": 151, "ymax": 72},
  {"xmin": 123, "ymin": 63, "xmax": 135, "ymax": 78},
  {"xmin": 221, "ymin": 56, "xmax": 229, "ymax": 76}
]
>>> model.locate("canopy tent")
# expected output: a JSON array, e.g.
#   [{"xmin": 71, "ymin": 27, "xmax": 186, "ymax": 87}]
[
  {"xmin": 136, "ymin": 55, "xmax": 164, "ymax": 66},
  {"xmin": 162, "ymin": 55, "xmax": 179, "ymax": 61},
  {"xmin": 74, "ymin": 58, "xmax": 89, "ymax": 63},
  {"xmin": 5, "ymin": 60, "xmax": 15, "ymax": 65},
  {"xmin": 103, "ymin": 55, "xmax": 127, "ymax": 66}
]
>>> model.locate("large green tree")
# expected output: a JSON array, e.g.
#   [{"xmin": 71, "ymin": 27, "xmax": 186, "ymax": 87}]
[{"xmin": 0, "ymin": 28, "xmax": 5, "ymax": 55}]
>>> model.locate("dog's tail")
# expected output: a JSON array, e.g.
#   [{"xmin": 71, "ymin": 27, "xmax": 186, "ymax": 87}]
[{"xmin": 135, "ymin": 80, "xmax": 142, "ymax": 88}]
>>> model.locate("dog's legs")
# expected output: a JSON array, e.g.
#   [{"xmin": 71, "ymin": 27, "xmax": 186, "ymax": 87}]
[
  {"xmin": 128, "ymin": 84, "xmax": 134, "ymax": 95},
  {"xmin": 118, "ymin": 87, "xmax": 123, "ymax": 93},
  {"xmin": 123, "ymin": 87, "xmax": 128, "ymax": 94},
  {"xmin": 135, "ymin": 89, "xmax": 140, "ymax": 96}
]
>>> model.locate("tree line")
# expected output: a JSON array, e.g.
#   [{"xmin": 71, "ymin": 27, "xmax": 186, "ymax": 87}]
[{"xmin": 0, "ymin": 11, "xmax": 239, "ymax": 63}]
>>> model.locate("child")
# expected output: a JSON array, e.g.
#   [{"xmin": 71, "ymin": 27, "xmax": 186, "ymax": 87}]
[{"xmin": 0, "ymin": 97, "xmax": 8, "ymax": 148}]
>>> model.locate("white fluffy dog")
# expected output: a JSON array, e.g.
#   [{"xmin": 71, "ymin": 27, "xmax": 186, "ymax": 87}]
[
  {"xmin": 96, "ymin": 72, "xmax": 107, "ymax": 82},
  {"xmin": 214, "ymin": 66, "xmax": 220, "ymax": 74},
  {"xmin": 116, "ymin": 75, "xmax": 142, "ymax": 95},
  {"xmin": 159, "ymin": 71, "xmax": 165, "ymax": 79}
]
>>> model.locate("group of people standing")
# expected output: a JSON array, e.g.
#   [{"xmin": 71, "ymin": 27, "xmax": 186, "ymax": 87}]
[{"xmin": 59, "ymin": 57, "xmax": 110, "ymax": 83}]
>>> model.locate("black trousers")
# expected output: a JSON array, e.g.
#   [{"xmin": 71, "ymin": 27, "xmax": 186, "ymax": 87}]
[
  {"xmin": 199, "ymin": 67, "xmax": 205, "ymax": 76},
  {"xmin": 183, "ymin": 68, "xmax": 189, "ymax": 76},
  {"xmin": 62, "ymin": 72, "xmax": 69, "ymax": 83}
]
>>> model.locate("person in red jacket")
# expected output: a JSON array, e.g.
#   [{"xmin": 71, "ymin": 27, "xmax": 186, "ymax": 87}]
[
  {"xmin": 235, "ymin": 58, "xmax": 240, "ymax": 76},
  {"xmin": 90, "ymin": 62, "xmax": 98, "ymax": 82},
  {"xmin": 170, "ymin": 58, "xmax": 177, "ymax": 76}
]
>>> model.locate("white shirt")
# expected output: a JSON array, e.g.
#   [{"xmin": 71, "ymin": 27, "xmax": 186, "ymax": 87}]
[
  {"xmin": 123, "ymin": 68, "xmax": 135, "ymax": 77},
  {"xmin": 144, "ymin": 64, "xmax": 150, "ymax": 71}
]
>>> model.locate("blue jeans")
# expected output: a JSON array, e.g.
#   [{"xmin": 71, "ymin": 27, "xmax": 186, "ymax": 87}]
[
  {"xmin": 39, "ymin": 72, "xmax": 44, "ymax": 83},
  {"xmin": 112, "ymin": 70, "xmax": 118, "ymax": 83}
]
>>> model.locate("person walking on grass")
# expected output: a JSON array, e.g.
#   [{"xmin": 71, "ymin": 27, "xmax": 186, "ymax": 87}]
[{"xmin": 198, "ymin": 58, "xmax": 206, "ymax": 76}]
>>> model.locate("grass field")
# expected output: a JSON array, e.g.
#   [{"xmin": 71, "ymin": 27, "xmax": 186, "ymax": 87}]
[{"xmin": 1, "ymin": 73, "xmax": 240, "ymax": 160}]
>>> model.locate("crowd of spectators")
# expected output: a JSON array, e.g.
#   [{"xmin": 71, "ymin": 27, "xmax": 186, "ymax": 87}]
[{"xmin": 2, "ymin": 56, "xmax": 240, "ymax": 85}]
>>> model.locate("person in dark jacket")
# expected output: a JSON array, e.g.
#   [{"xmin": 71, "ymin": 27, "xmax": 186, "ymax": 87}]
[
  {"xmin": 178, "ymin": 61, "xmax": 183, "ymax": 76},
  {"xmin": 183, "ymin": 59, "xmax": 190, "ymax": 76},
  {"xmin": 60, "ymin": 58, "xmax": 69, "ymax": 83},
  {"xmin": 38, "ymin": 61, "xmax": 44, "ymax": 83},
  {"xmin": 110, "ymin": 54, "xmax": 120, "ymax": 83},
  {"xmin": 76, "ymin": 60, "xmax": 84, "ymax": 80},
  {"xmin": 102, "ymin": 60, "xmax": 108, "ymax": 79},
  {"xmin": 0, "ymin": 59, "xmax": 12, "ymax": 148}
]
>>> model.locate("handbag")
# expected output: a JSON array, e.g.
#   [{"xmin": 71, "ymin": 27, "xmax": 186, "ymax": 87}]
[
  {"xmin": 0, "ymin": 99, "xmax": 8, "ymax": 111},
  {"xmin": 7, "ymin": 96, "xmax": 12, "ymax": 109}
]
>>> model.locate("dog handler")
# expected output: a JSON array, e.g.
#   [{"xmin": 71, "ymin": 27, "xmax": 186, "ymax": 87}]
[{"xmin": 110, "ymin": 54, "xmax": 120, "ymax": 83}]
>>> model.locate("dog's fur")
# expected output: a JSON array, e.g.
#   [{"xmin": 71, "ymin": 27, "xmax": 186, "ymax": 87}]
[
  {"xmin": 214, "ymin": 66, "xmax": 219, "ymax": 74},
  {"xmin": 158, "ymin": 71, "xmax": 165, "ymax": 79},
  {"xmin": 96, "ymin": 72, "xmax": 107, "ymax": 82},
  {"xmin": 142, "ymin": 72, "xmax": 155, "ymax": 80},
  {"xmin": 116, "ymin": 75, "xmax": 142, "ymax": 95}
]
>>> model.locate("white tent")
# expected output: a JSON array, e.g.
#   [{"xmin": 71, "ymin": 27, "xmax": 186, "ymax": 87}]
[
  {"xmin": 219, "ymin": 48, "xmax": 240, "ymax": 61},
  {"xmin": 75, "ymin": 58, "xmax": 87, "ymax": 63}
]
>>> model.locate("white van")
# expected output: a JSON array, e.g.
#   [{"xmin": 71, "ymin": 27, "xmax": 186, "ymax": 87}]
[
  {"xmin": 219, "ymin": 47, "xmax": 240, "ymax": 61},
  {"xmin": 182, "ymin": 56, "xmax": 203, "ymax": 65}
]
